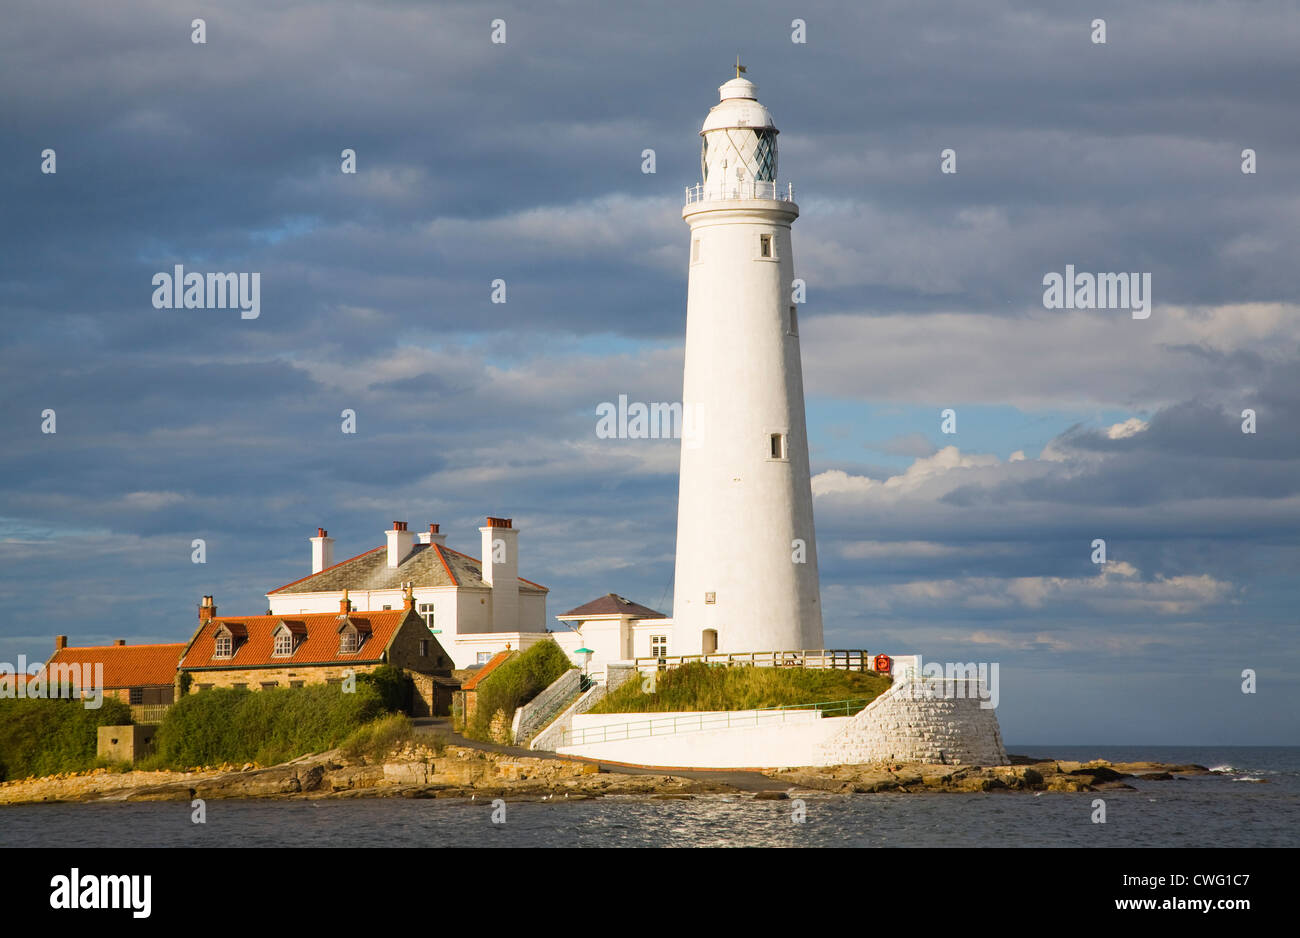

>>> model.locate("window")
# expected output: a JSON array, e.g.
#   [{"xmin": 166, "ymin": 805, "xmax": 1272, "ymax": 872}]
[
  {"xmin": 232, "ymin": 683, "xmax": 247, "ymax": 691},
  {"xmin": 260, "ymin": 682, "xmax": 278, "ymax": 690},
  {"xmin": 770, "ymin": 432, "xmax": 787, "ymax": 460},
  {"xmin": 339, "ymin": 629, "xmax": 360, "ymax": 654},
  {"xmin": 788, "ymin": 305, "xmax": 798, "ymax": 336},
  {"xmin": 650, "ymin": 636, "xmax": 669, "ymax": 658},
  {"xmin": 198, "ymin": 684, "xmax": 214, "ymax": 692},
  {"xmin": 476, "ymin": 651, "xmax": 493, "ymax": 665},
  {"xmin": 129, "ymin": 687, "xmax": 143, "ymax": 705},
  {"xmin": 759, "ymin": 234, "xmax": 773, "ymax": 258},
  {"xmin": 691, "ymin": 239, "xmax": 701, "ymax": 263},
  {"xmin": 290, "ymin": 681, "xmax": 305, "ymax": 688},
  {"xmin": 418, "ymin": 602, "xmax": 435, "ymax": 629},
  {"xmin": 705, "ymin": 591, "xmax": 716, "ymax": 604},
  {"xmin": 753, "ymin": 129, "xmax": 777, "ymax": 181},
  {"xmin": 419, "ymin": 640, "xmax": 429, "ymax": 657},
  {"xmin": 273, "ymin": 629, "xmax": 294, "ymax": 657},
  {"xmin": 214, "ymin": 634, "xmax": 233, "ymax": 658},
  {"xmin": 382, "ymin": 604, "xmax": 391, "ymax": 611},
  {"xmin": 326, "ymin": 677, "xmax": 343, "ymax": 686}
]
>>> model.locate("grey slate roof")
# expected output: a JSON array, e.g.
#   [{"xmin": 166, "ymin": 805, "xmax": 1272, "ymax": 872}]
[
  {"xmin": 558, "ymin": 593, "xmax": 666, "ymax": 619},
  {"xmin": 270, "ymin": 543, "xmax": 547, "ymax": 595}
]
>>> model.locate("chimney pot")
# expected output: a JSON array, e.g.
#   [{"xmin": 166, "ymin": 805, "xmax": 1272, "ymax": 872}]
[
  {"xmin": 198, "ymin": 596, "xmax": 217, "ymax": 624},
  {"xmin": 114, "ymin": 639, "xmax": 125, "ymax": 646},
  {"xmin": 55, "ymin": 635, "xmax": 67, "ymax": 651},
  {"xmin": 429, "ymin": 523, "xmax": 439, "ymax": 534}
]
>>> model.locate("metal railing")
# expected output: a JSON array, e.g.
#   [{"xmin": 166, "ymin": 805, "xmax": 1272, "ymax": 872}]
[
  {"xmin": 632, "ymin": 648, "xmax": 872, "ymax": 674},
  {"xmin": 558, "ymin": 696, "xmax": 874, "ymax": 748},
  {"xmin": 684, "ymin": 180, "xmax": 795, "ymax": 204}
]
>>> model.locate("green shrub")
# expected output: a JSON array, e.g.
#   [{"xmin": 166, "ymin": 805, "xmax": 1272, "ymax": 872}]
[
  {"xmin": 589, "ymin": 661, "xmax": 892, "ymax": 715},
  {"xmin": 339, "ymin": 713, "xmax": 415, "ymax": 763},
  {"xmin": 357, "ymin": 665, "xmax": 412, "ymax": 713},
  {"xmin": 0, "ymin": 696, "xmax": 133, "ymax": 781},
  {"xmin": 152, "ymin": 683, "xmax": 385, "ymax": 768},
  {"xmin": 466, "ymin": 640, "xmax": 572, "ymax": 742}
]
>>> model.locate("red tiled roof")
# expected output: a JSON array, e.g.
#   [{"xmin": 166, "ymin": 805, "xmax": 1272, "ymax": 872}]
[
  {"xmin": 182, "ymin": 610, "xmax": 411, "ymax": 670},
  {"xmin": 461, "ymin": 650, "xmax": 512, "ymax": 690},
  {"xmin": 558, "ymin": 593, "xmax": 666, "ymax": 619},
  {"xmin": 42, "ymin": 643, "xmax": 187, "ymax": 689}
]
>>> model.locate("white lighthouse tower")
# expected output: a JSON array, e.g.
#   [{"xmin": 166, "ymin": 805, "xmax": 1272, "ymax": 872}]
[{"xmin": 670, "ymin": 66, "xmax": 824, "ymax": 657}]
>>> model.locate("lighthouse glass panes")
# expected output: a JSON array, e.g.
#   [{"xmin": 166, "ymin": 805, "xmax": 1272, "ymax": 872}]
[
  {"xmin": 701, "ymin": 136, "xmax": 708, "ymax": 181},
  {"xmin": 753, "ymin": 129, "xmax": 777, "ymax": 181}
]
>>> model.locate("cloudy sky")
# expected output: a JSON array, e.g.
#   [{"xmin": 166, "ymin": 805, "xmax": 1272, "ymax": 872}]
[{"xmin": 2, "ymin": 0, "xmax": 1297, "ymax": 744}]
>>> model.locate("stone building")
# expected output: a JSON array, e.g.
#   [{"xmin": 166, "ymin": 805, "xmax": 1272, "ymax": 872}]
[
  {"xmin": 41, "ymin": 637, "xmax": 186, "ymax": 708},
  {"xmin": 178, "ymin": 587, "xmax": 455, "ymax": 716}
]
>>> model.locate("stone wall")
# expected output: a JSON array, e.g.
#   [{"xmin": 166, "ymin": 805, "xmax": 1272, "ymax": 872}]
[
  {"xmin": 817, "ymin": 679, "xmax": 1008, "ymax": 766},
  {"xmin": 510, "ymin": 669, "xmax": 581, "ymax": 744}
]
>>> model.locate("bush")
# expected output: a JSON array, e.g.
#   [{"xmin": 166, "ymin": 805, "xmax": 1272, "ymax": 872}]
[
  {"xmin": 589, "ymin": 661, "xmax": 892, "ymax": 715},
  {"xmin": 339, "ymin": 713, "xmax": 415, "ymax": 763},
  {"xmin": 0, "ymin": 696, "xmax": 133, "ymax": 781},
  {"xmin": 152, "ymin": 683, "xmax": 386, "ymax": 768},
  {"xmin": 357, "ymin": 665, "xmax": 412, "ymax": 713},
  {"xmin": 466, "ymin": 640, "xmax": 572, "ymax": 742}
]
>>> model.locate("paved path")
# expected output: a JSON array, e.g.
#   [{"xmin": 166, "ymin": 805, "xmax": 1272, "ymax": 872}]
[{"xmin": 413, "ymin": 718, "xmax": 781, "ymax": 793}]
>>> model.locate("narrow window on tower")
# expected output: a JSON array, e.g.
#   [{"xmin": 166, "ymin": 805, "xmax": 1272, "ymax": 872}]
[
  {"xmin": 692, "ymin": 239, "xmax": 701, "ymax": 263},
  {"xmin": 788, "ymin": 305, "xmax": 799, "ymax": 336},
  {"xmin": 770, "ymin": 432, "xmax": 787, "ymax": 460},
  {"xmin": 759, "ymin": 234, "xmax": 773, "ymax": 258}
]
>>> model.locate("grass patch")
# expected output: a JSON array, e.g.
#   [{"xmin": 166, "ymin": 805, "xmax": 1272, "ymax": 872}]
[
  {"xmin": 466, "ymin": 640, "xmax": 572, "ymax": 743},
  {"xmin": 150, "ymin": 683, "xmax": 387, "ymax": 769},
  {"xmin": 339, "ymin": 713, "xmax": 416, "ymax": 763},
  {"xmin": 588, "ymin": 662, "xmax": 892, "ymax": 715},
  {"xmin": 0, "ymin": 697, "xmax": 133, "ymax": 781}
]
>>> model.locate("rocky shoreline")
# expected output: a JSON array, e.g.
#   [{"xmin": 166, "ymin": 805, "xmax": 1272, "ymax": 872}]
[{"xmin": 0, "ymin": 746, "xmax": 1226, "ymax": 807}]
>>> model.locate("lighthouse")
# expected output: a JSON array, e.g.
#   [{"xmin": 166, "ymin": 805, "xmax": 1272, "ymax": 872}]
[{"xmin": 670, "ymin": 66, "xmax": 824, "ymax": 657}]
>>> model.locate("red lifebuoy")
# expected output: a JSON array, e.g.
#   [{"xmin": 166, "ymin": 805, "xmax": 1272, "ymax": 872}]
[{"xmin": 873, "ymin": 654, "xmax": 892, "ymax": 673}]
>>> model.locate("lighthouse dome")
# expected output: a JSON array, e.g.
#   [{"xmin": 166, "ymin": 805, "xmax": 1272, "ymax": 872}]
[{"xmin": 697, "ymin": 72, "xmax": 780, "ymax": 194}]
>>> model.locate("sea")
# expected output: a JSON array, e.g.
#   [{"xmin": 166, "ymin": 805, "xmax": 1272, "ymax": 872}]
[{"xmin": 1, "ymin": 746, "xmax": 1296, "ymax": 848}]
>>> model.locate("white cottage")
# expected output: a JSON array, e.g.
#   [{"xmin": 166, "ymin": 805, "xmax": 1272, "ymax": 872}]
[{"xmin": 265, "ymin": 517, "xmax": 550, "ymax": 670}]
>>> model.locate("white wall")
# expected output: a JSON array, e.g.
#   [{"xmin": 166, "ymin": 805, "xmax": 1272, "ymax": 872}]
[
  {"xmin": 557, "ymin": 708, "xmax": 840, "ymax": 769},
  {"xmin": 553, "ymin": 677, "xmax": 1008, "ymax": 769}
]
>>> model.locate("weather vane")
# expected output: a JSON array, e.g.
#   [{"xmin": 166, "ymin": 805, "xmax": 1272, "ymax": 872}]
[{"xmin": 734, "ymin": 55, "xmax": 746, "ymax": 78}]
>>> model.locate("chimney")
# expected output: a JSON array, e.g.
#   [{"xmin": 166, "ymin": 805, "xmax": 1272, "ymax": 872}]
[
  {"xmin": 55, "ymin": 635, "xmax": 67, "ymax": 651},
  {"xmin": 416, "ymin": 522, "xmax": 447, "ymax": 547},
  {"xmin": 386, "ymin": 521, "xmax": 415, "ymax": 568},
  {"xmin": 114, "ymin": 639, "xmax": 126, "ymax": 646},
  {"xmin": 480, "ymin": 517, "xmax": 519, "ymax": 632},
  {"xmin": 198, "ymin": 595, "xmax": 217, "ymax": 624},
  {"xmin": 339, "ymin": 588, "xmax": 352, "ymax": 614},
  {"xmin": 310, "ymin": 527, "xmax": 335, "ymax": 573}
]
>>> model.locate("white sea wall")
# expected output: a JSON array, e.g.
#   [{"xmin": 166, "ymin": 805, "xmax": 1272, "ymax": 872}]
[{"xmin": 817, "ymin": 679, "xmax": 1008, "ymax": 766}]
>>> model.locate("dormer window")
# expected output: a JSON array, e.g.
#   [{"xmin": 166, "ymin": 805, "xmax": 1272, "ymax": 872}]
[
  {"xmin": 273, "ymin": 627, "xmax": 294, "ymax": 657},
  {"xmin": 213, "ymin": 622, "xmax": 246, "ymax": 659},
  {"xmin": 339, "ymin": 629, "xmax": 359, "ymax": 654}
]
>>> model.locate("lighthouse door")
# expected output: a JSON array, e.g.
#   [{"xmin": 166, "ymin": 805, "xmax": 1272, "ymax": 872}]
[{"xmin": 702, "ymin": 629, "xmax": 718, "ymax": 655}]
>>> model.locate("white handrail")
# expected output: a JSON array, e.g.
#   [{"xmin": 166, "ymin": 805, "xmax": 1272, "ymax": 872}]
[{"xmin": 684, "ymin": 180, "xmax": 794, "ymax": 204}]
